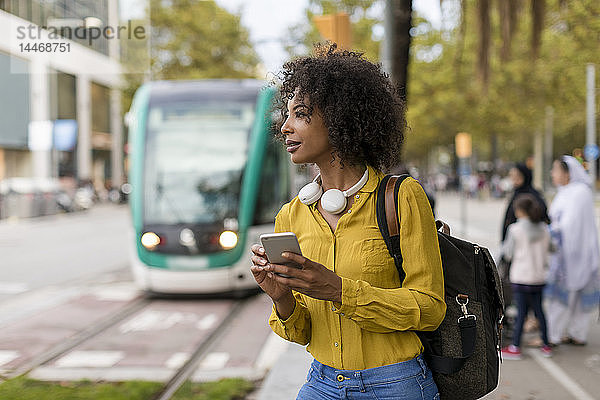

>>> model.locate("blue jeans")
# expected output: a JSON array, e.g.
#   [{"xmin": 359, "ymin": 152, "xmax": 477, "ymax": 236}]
[
  {"xmin": 297, "ymin": 355, "xmax": 440, "ymax": 400},
  {"xmin": 512, "ymin": 284, "xmax": 549, "ymax": 347}
]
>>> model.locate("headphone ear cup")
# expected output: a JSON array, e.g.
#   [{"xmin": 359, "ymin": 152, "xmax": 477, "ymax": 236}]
[
  {"xmin": 298, "ymin": 182, "xmax": 323, "ymax": 204},
  {"xmin": 320, "ymin": 189, "xmax": 346, "ymax": 214}
]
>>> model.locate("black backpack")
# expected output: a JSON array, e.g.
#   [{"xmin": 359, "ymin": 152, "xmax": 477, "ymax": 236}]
[{"xmin": 376, "ymin": 175, "xmax": 505, "ymax": 400}]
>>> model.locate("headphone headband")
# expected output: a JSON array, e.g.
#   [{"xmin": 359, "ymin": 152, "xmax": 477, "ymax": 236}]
[{"xmin": 298, "ymin": 168, "xmax": 369, "ymax": 214}]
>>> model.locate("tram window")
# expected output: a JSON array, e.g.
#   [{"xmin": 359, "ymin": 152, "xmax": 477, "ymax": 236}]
[{"xmin": 253, "ymin": 138, "xmax": 290, "ymax": 225}]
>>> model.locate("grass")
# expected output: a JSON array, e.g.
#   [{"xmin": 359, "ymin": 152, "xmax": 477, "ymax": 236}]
[
  {"xmin": 0, "ymin": 377, "xmax": 255, "ymax": 400},
  {"xmin": 171, "ymin": 378, "xmax": 255, "ymax": 400}
]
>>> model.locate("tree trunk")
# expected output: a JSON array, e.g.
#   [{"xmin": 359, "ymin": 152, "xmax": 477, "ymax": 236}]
[{"xmin": 388, "ymin": 0, "xmax": 412, "ymax": 103}]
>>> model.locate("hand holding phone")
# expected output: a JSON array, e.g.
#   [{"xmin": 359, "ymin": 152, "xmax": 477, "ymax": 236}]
[{"xmin": 259, "ymin": 232, "xmax": 303, "ymax": 277}]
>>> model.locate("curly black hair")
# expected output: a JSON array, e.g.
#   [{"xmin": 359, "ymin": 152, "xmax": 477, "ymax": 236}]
[{"xmin": 273, "ymin": 43, "xmax": 406, "ymax": 172}]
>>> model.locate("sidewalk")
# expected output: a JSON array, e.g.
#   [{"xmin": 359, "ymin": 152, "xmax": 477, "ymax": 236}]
[{"xmin": 256, "ymin": 341, "xmax": 311, "ymax": 400}]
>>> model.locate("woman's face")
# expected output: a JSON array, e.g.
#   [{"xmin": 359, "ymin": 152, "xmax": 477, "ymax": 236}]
[
  {"xmin": 280, "ymin": 93, "xmax": 333, "ymax": 165},
  {"xmin": 509, "ymin": 168, "xmax": 524, "ymax": 189},
  {"xmin": 551, "ymin": 160, "xmax": 570, "ymax": 187}
]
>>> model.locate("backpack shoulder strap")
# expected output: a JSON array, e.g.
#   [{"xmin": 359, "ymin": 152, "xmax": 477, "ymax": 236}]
[{"xmin": 376, "ymin": 174, "xmax": 410, "ymax": 285}]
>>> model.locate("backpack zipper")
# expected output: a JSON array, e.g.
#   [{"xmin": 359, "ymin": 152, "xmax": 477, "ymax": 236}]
[{"xmin": 474, "ymin": 245, "xmax": 480, "ymax": 255}]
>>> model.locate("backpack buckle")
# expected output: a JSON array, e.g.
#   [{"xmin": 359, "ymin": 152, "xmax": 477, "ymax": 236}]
[{"xmin": 456, "ymin": 294, "xmax": 477, "ymax": 323}]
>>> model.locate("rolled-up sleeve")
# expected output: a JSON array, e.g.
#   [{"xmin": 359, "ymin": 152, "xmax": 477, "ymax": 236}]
[
  {"xmin": 334, "ymin": 179, "xmax": 446, "ymax": 332},
  {"xmin": 268, "ymin": 292, "xmax": 311, "ymax": 345},
  {"xmin": 266, "ymin": 203, "xmax": 312, "ymax": 344}
]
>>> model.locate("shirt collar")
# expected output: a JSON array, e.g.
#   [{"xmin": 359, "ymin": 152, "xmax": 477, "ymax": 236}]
[{"xmin": 360, "ymin": 165, "xmax": 383, "ymax": 193}]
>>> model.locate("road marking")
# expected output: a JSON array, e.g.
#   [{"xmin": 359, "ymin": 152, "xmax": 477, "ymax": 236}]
[
  {"xmin": 119, "ymin": 310, "xmax": 197, "ymax": 333},
  {"xmin": 0, "ymin": 282, "xmax": 29, "ymax": 295},
  {"xmin": 254, "ymin": 332, "xmax": 290, "ymax": 371},
  {"xmin": 198, "ymin": 352, "xmax": 230, "ymax": 370},
  {"xmin": 196, "ymin": 313, "xmax": 217, "ymax": 330},
  {"xmin": 527, "ymin": 348, "xmax": 596, "ymax": 400},
  {"xmin": 55, "ymin": 351, "xmax": 124, "ymax": 368},
  {"xmin": 91, "ymin": 284, "xmax": 138, "ymax": 302},
  {"xmin": 0, "ymin": 350, "xmax": 20, "ymax": 366},
  {"xmin": 165, "ymin": 352, "xmax": 189, "ymax": 369}
]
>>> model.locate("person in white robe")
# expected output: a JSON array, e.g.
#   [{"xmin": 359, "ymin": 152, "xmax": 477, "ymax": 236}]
[{"xmin": 546, "ymin": 155, "xmax": 600, "ymax": 345}]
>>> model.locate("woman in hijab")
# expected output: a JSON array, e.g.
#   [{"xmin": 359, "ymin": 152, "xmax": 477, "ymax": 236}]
[
  {"xmin": 502, "ymin": 163, "xmax": 550, "ymax": 242},
  {"xmin": 546, "ymin": 156, "xmax": 600, "ymax": 346}
]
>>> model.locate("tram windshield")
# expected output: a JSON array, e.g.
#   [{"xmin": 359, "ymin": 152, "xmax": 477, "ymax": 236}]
[{"xmin": 144, "ymin": 100, "xmax": 256, "ymax": 225}]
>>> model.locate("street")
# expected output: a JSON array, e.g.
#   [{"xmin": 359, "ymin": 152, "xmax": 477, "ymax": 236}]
[
  {"xmin": 0, "ymin": 205, "xmax": 278, "ymax": 397},
  {"xmin": 0, "ymin": 195, "xmax": 598, "ymax": 400}
]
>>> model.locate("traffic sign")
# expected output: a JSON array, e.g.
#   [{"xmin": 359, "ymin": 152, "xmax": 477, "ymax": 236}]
[{"xmin": 584, "ymin": 144, "xmax": 600, "ymax": 161}]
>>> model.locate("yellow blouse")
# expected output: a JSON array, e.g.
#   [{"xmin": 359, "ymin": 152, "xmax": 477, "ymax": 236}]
[{"xmin": 268, "ymin": 165, "xmax": 446, "ymax": 370}]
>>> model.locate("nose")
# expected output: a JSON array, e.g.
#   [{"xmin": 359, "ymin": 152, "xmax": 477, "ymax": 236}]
[{"xmin": 281, "ymin": 116, "xmax": 293, "ymax": 135}]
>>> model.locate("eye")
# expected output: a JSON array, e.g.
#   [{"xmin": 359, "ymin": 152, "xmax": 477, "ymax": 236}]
[{"xmin": 295, "ymin": 111, "xmax": 307, "ymax": 118}]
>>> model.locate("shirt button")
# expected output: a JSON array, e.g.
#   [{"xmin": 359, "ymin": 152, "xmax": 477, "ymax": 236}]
[
  {"xmin": 331, "ymin": 306, "xmax": 336, "ymax": 311},
  {"xmin": 336, "ymin": 374, "xmax": 344, "ymax": 382},
  {"xmin": 347, "ymin": 209, "xmax": 352, "ymax": 214},
  {"xmin": 355, "ymin": 194, "xmax": 360, "ymax": 199},
  {"xmin": 334, "ymin": 342, "xmax": 339, "ymax": 347}
]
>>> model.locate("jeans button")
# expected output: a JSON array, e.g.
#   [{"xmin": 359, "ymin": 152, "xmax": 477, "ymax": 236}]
[{"xmin": 336, "ymin": 374, "xmax": 344, "ymax": 382}]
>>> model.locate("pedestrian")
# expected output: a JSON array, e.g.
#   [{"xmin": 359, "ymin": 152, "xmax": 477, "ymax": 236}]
[
  {"xmin": 500, "ymin": 194, "xmax": 553, "ymax": 360},
  {"xmin": 499, "ymin": 164, "xmax": 550, "ymax": 336},
  {"xmin": 501, "ymin": 163, "xmax": 550, "ymax": 242},
  {"xmin": 545, "ymin": 156, "xmax": 600, "ymax": 346},
  {"xmin": 250, "ymin": 44, "xmax": 445, "ymax": 400}
]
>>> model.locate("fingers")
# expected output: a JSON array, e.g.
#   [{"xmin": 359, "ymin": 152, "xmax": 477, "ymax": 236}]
[
  {"xmin": 250, "ymin": 243, "xmax": 265, "ymax": 256},
  {"xmin": 264, "ymin": 262, "xmax": 302, "ymax": 279},
  {"xmin": 281, "ymin": 252, "xmax": 307, "ymax": 266},
  {"xmin": 251, "ymin": 254, "xmax": 268, "ymax": 268}
]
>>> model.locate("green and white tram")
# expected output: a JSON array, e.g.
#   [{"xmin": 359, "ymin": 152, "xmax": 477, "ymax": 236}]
[{"xmin": 126, "ymin": 80, "xmax": 291, "ymax": 294}]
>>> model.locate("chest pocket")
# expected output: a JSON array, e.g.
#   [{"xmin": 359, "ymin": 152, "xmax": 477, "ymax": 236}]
[{"xmin": 360, "ymin": 238, "xmax": 398, "ymax": 288}]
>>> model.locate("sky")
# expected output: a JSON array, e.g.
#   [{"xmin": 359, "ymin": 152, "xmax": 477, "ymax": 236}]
[{"xmin": 121, "ymin": 0, "xmax": 443, "ymax": 75}]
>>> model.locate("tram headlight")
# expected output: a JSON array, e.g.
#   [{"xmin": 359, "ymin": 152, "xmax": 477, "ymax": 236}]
[
  {"xmin": 141, "ymin": 231, "xmax": 161, "ymax": 250},
  {"xmin": 219, "ymin": 231, "xmax": 238, "ymax": 250}
]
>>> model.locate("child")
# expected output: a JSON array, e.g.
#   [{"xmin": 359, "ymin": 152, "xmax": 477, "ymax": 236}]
[{"xmin": 501, "ymin": 193, "xmax": 553, "ymax": 359}]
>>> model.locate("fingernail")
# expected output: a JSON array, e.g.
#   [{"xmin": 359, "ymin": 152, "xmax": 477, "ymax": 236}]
[
  {"xmin": 281, "ymin": 252, "xmax": 288, "ymax": 257},
  {"xmin": 256, "ymin": 266, "xmax": 264, "ymax": 271},
  {"xmin": 259, "ymin": 247, "xmax": 264, "ymax": 253},
  {"xmin": 260, "ymin": 259, "xmax": 267, "ymax": 265},
  {"xmin": 268, "ymin": 272, "xmax": 273, "ymax": 278}
]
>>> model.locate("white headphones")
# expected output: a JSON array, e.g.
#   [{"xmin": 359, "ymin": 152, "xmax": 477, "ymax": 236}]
[{"xmin": 298, "ymin": 169, "xmax": 369, "ymax": 214}]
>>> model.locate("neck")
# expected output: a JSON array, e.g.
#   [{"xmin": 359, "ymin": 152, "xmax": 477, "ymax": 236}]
[{"xmin": 316, "ymin": 162, "xmax": 365, "ymax": 192}]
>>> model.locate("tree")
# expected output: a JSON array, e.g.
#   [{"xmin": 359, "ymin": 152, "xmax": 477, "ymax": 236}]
[
  {"xmin": 406, "ymin": 0, "xmax": 600, "ymax": 167},
  {"xmin": 121, "ymin": 0, "xmax": 260, "ymax": 114},
  {"xmin": 284, "ymin": 0, "xmax": 383, "ymax": 62},
  {"xmin": 149, "ymin": 0, "xmax": 259, "ymax": 80}
]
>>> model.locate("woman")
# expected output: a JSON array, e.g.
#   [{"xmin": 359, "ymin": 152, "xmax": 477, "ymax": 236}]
[
  {"xmin": 546, "ymin": 156, "xmax": 600, "ymax": 346},
  {"xmin": 501, "ymin": 163, "xmax": 550, "ymax": 242},
  {"xmin": 250, "ymin": 44, "xmax": 445, "ymax": 400}
]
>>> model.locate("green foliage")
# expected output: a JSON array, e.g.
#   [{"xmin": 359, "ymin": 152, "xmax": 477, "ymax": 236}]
[
  {"xmin": 406, "ymin": 0, "xmax": 600, "ymax": 164},
  {"xmin": 285, "ymin": 0, "xmax": 382, "ymax": 62},
  {"xmin": 121, "ymin": 0, "xmax": 260, "ymax": 113},
  {"xmin": 171, "ymin": 378, "xmax": 255, "ymax": 400},
  {"xmin": 0, "ymin": 378, "xmax": 162, "ymax": 400},
  {"xmin": 0, "ymin": 377, "xmax": 254, "ymax": 400},
  {"xmin": 149, "ymin": 0, "xmax": 259, "ymax": 80}
]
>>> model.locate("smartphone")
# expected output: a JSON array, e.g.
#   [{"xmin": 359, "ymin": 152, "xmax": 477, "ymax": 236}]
[{"xmin": 259, "ymin": 232, "xmax": 303, "ymax": 276}]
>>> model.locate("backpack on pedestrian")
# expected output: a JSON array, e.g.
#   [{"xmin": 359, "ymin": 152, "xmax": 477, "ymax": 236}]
[{"xmin": 376, "ymin": 175, "xmax": 505, "ymax": 400}]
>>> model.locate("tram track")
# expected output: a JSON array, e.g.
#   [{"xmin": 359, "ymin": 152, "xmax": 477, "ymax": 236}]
[
  {"xmin": 152, "ymin": 297, "xmax": 250, "ymax": 400},
  {"xmin": 2, "ymin": 284, "xmax": 256, "ymax": 400},
  {"xmin": 5, "ymin": 295, "xmax": 151, "ymax": 379}
]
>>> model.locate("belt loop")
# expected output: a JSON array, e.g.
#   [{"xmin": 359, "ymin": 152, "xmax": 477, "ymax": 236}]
[
  {"xmin": 354, "ymin": 371, "xmax": 365, "ymax": 392},
  {"xmin": 317, "ymin": 361, "xmax": 325, "ymax": 379},
  {"xmin": 417, "ymin": 354, "xmax": 428, "ymax": 377}
]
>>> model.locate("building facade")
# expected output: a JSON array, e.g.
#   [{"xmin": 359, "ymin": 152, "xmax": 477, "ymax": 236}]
[{"xmin": 0, "ymin": 0, "xmax": 125, "ymax": 193}]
